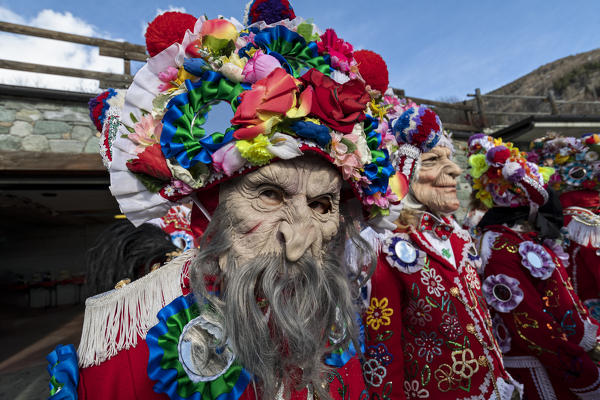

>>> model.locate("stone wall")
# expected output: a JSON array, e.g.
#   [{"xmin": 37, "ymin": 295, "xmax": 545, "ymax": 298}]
[
  {"xmin": 0, "ymin": 97, "xmax": 98, "ymax": 154},
  {"xmin": 452, "ymin": 139, "xmax": 473, "ymax": 224}
]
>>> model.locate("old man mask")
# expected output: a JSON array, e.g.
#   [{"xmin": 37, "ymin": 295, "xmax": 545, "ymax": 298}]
[{"xmin": 190, "ymin": 156, "xmax": 369, "ymax": 398}]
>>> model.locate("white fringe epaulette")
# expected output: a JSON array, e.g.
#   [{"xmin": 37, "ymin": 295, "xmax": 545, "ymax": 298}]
[
  {"xmin": 77, "ymin": 250, "xmax": 195, "ymax": 368},
  {"xmin": 565, "ymin": 207, "xmax": 600, "ymax": 247}
]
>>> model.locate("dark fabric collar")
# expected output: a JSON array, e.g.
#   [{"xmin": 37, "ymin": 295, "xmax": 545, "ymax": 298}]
[{"xmin": 478, "ymin": 188, "xmax": 564, "ymax": 239}]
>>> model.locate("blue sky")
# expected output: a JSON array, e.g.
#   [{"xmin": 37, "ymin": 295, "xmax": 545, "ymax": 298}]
[{"xmin": 1, "ymin": 0, "xmax": 599, "ymax": 99}]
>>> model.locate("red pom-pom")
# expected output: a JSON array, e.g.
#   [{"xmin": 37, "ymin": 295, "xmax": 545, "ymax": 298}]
[
  {"xmin": 353, "ymin": 49, "xmax": 389, "ymax": 93},
  {"xmin": 145, "ymin": 12, "xmax": 197, "ymax": 57}
]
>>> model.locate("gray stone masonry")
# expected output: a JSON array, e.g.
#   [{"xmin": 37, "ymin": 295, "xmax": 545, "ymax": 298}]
[{"xmin": 0, "ymin": 97, "xmax": 99, "ymax": 154}]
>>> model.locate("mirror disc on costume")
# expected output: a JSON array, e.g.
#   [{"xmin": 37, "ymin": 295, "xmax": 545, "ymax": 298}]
[
  {"xmin": 493, "ymin": 284, "xmax": 512, "ymax": 302},
  {"xmin": 568, "ymin": 166, "xmax": 587, "ymax": 180},
  {"xmin": 395, "ymin": 240, "xmax": 417, "ymax": 264},
  {"xmin": 526, "ymin": 251, "xmax": 543, "ymax": 269}
]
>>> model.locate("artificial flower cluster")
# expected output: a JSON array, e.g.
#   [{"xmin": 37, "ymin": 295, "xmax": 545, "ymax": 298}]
[
  {"xmin": 467, "ymin": 134, "xmax": 554, "ymax": 208},
  {"xmin": 116, "ymin": 10, "xmax": 400, "ymax": 217},
  {"xmin": 528, "ymin": 133, "xmax": 600, "ymax": 193}
]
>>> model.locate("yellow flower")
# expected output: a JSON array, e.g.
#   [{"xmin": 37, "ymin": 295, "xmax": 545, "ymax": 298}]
[
  {"xmin": 538, "ymin": 166, "xmax": 555, "ymax": 183},
  {"xmin": 555, "ymin": 154, "xmax": 570, "ymax": 165},
  {"xmin": 366, "ymin": 297, "xmax": 393, "ymax": 331},
  {"xmin": 468, "ymin": 154, "xmax": 489, "ymax": 179},
  {"xmin": 476, "ymin": 189, "xmax": 493, "ymax": 209},
  {"xmin": 236, "ymin": 134, "xmax": 273, "ymax": 166}
]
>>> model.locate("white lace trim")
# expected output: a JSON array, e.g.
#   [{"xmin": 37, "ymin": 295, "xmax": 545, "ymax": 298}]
[
  {"xmin": 479, "ymin": 231, "xmax": 500, "ymax": 272},
  {"xmin": 565, "ymin": 206, "xmax": 600, "ymax": 247},
  {"xmin": 504, "ymin": 356, "xmax": 556, "ymax": 400},
  {"xmin": 580, "ymin": 318, "xmax": 599, "ymax": 351}
]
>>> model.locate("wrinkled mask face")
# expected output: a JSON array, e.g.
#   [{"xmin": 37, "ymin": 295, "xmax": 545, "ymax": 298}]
[
  {"xmin": 219, "ymin": 156, "xmax": 342, "ymax": 266},
  {"xmin": 412, "ymin": 145, "xmax": 462, "ymax": 215}
]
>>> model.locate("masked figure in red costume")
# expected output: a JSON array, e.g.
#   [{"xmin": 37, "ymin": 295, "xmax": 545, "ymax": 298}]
[
  {"xmin": 363, "ymin": 106, "xmax": 522, "ymax": 399},
  {"xmin": 45, "ymin": 2, "xmax": 406, "ymax": 399},
  {"xmin": 530, "ymin": 133, "xmax": 600, "ymax": 324},
  {"xmin": 470, "ymin": 134, "xmax": 600, "ymax": 400}
]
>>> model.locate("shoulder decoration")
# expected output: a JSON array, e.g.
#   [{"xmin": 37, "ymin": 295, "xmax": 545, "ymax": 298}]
[
  {"xmin": 564, "ymin": 206, "xmax": 600, "ymax": 247},
  {"xmin": 482, "ymin": 274, "xmax": 524, "ymax": 313},
  {"xmin": 382, "ymin": 234, "xmax": 427, "ymax": 274},
  {"xmin": 47, "ymin": 344, "xmax": 79, "ymax": 400},
  {"xmin": 78, "ymin": 250, "xmax": 195, "ymax": 368},
  {"xmin": 518, "ymin": 241, "xmax": 555, "ymax": 280},
  {"xmin": 147, "ymin": 294, "xmax": 252, "ymax": 400}
]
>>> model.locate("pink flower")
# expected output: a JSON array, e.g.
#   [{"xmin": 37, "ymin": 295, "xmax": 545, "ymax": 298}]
[
  {"xmin": 171, "ymin": 179, "xmax": 194, "ymax": 195},
  {"xmin": 365, "ymin": 187, "xmax": 399, "ymax": 208},
  {"xmin": 129, "ymin": 115, "xmax": 163, "ymax": 153},
  {"xmin": 242, "ymin": 50, "xmax": 281, "ymax": 84},
  {"xmin": 330, "ymin": 131, "xmax": 362, "ymax": 181},
  {"xmin": 211, "ymin": 142, "xmax": 246, "ymax": 176},
  {"xmin": 158, "ymin": 66, "xmax": 178, "ymax": 92},
  {"xmin": 317, "ymin": 29, "xmax": 354, "ymax": 72}
]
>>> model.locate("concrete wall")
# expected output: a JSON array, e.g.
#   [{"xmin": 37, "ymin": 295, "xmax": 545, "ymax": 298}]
[{"xmin": 0, "ymin": 96, "xmax": 99, "ymax": 154}]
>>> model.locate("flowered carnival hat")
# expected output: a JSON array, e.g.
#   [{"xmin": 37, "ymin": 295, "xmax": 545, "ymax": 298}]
[
  {"xmin": 467, "ymin": 134, "xmax": 554, "ymax": 209},
  {"xmin": 104, "ymin": 1, "xmax": 403, "ymax": 229},
  {"xmin": 529, "ymin": 133, "xmax": 600, "ymax": 246},
  {"xmin": 529, "ymin": 133, "xmax": 600, "ymax": 209}
]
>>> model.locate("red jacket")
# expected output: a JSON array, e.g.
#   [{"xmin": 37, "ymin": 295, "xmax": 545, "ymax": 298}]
[
  {"xmin": 364, "ymin": 214, "xmax": 518, "ymax": 399},
  {"xmin": 480, "ymin": 225, "xmax": 600, "ymax": 400}
]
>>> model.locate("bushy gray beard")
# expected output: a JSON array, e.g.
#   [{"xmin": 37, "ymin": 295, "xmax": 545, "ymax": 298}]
[{"xmin": 190, "ymin": 209, "xmax": 365, "ymax": 399}]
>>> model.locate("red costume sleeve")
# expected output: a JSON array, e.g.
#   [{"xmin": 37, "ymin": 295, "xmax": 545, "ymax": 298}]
[{"xmin": 484, "ymin": 230, "xmax": 600, "ymax": 394}]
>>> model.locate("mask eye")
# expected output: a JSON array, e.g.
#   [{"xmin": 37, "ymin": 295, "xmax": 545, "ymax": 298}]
[
  {"xmin": 309, "ymin": 197, "xmax": 332, "ymax": 214},
  {"xmin": 259, "ymin": 188, "xmax": 283, "ymax": 206}
]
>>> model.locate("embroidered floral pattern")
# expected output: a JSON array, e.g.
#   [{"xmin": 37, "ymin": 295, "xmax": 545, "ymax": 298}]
[
  {"xmin": 403, "ymin": 380, "xmax": 430, "ymax": 399},
  {"xmin": 405, "ymin": 299, "xmax": 432, "ymax": 327},
  {"xmin": 465, "ymin": 265, "xmax": 481, "ymax": 290},
  {"xmin": 415, "ymin": 331, "xmax": 443, "ymax": 362},
  {"xmin": 363, "ymin": 358, "xmax": 387, "ymax": 387},
  {"xmin": 365, "ymin": 343, "xmax": 393, "ymax": 366},
  {"xmin": 439, "ymin": 313, "xmax": 464, "ymax": 341},
  {"xmin": 451, "ymin": 349, "xmax": 479, "ymax": 379},
  {"xmin": 420, "ymin": 267, "xmax": 444, "ymax": 297},
  {"xmin": 366, "ymin": 297, "xmax": 393, "ymax": 330}
]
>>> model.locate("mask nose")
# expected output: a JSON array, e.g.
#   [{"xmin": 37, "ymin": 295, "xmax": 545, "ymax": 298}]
[{"xmin": 278, "ymin": 221, "xmax": 318, "ymax": 262}]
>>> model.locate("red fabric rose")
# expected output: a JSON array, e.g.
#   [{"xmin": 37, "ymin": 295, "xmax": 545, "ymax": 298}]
[
  {"xmin": 300, "ymin": 68, "xmax": 370, "ymax": 134},
  {"xmin": 126, "ymin": 143, "xmax": 172, "ymax": 181}
]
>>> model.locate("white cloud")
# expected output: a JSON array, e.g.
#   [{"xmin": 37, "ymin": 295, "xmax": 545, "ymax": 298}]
[
  {"xmin": 0, "ymin": 7, "xmax": 124, "ymax": 93},
  {"xmin": 141, "ymin": 6, "xmax": 189, "ymax": 37}
]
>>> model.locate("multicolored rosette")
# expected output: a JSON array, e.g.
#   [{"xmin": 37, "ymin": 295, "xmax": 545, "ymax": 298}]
[
  {"xmin": 46, "ymin": 344, "xmax": 79, "ymax": 399},
  {"xmin": 106, "ymin": 1, "xmax": 400, "ymax": 227},
  {"xmin": 482, "ymin": 274, "xmax": 524, "ymax": 313},
  {"xmin": 467, "ymin": 135, "xmax": 554, "ymax": 209},
  {"xmin": 382, "ymin": 235, "xmax": 427, "ymax": 274},
  {"xmin": 146, "ymin": 294, "xmax": 252, "ymax": 400}
]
